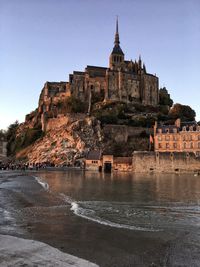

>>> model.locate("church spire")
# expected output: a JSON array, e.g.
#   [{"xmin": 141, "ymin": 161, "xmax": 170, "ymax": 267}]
[{"xmin": 114, "ymin": 16, "xmax": 120, "ymax": 46}]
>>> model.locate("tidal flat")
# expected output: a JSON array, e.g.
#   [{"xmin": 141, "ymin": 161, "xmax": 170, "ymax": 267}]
[{"xmin": 1, "ymin": 170, "xmax": 200, "ymax": 267}]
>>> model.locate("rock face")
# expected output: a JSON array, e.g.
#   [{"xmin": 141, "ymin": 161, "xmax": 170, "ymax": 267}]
[{"xmin": 17, "ymin": 116, "xmax": 103, "ymax": 165}]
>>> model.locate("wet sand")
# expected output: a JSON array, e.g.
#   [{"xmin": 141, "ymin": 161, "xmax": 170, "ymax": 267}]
[{"xmin": 0, "ymin": 170, "xmax": 200, "ymax": 267}]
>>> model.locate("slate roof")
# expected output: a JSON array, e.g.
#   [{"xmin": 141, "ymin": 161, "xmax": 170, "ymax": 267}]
[
  {"xmin": 111, "ymin": 45, "xmax": 124, "ymax": 55},
  {"xmin": 86, "ymin": 150, "xmax": 102, "ymax": 160}
]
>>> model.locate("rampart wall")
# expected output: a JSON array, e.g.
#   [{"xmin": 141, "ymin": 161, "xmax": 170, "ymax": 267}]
[{"xmin": 132, "ymin": 151, "xmax": 200, "ymax": 173}]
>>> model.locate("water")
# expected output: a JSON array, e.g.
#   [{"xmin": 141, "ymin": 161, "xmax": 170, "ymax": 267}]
[{"xmin": 1, "ymin": 170, "xmax": 200, "ymax": 266}]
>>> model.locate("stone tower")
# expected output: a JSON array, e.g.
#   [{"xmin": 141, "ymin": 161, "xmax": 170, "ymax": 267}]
[{"xmin": 109, "ymin": 17, "xmax": 125, "ymax": 70}]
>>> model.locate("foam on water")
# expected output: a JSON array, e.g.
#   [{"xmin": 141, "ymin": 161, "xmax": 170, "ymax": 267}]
[
  {"xmin": 33, "ymin": 176, "xmax": 49, "ymax": 191},
  {"xmin": 60, "ymin": 193, "xmax": 156, "ymax": 232}
]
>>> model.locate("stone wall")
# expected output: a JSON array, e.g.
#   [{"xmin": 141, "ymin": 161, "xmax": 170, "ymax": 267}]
[
  {"xmin": 133, "ymin": 151, "xmax": 200, "ymax": 173},
  {"xmin": 103, "ymin": 125, "xmax": 152, "ymax": 143},
  {"xmin": 45, "ymin": 114, "xmax": 86, "ymax": 132}
]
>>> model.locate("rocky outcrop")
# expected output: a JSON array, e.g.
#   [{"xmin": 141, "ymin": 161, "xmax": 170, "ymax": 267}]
[{"xmin": 17, "ymin": 116, "xmax": 103, "ymax": 165}]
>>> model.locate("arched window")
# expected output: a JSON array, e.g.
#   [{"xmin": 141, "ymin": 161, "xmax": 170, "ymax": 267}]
[{"xmin": 183, "ymin": 143, "xmax": 187, "ymax": 149}]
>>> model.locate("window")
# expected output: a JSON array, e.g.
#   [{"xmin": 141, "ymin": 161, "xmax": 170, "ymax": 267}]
[
  {"xmin": 198, "ymin": 142, "xmax": 200, "ymax": 149},
  {"xmin": 158, "ymin": 135, "xmax": 162, "ymax": 141},
  {"xmin": 158, "ymin": 143, "xmax": 162, "ymax": 149},
  {"xmin": 183, "ymin": 126, "xmax": 186, "ymax": 131},
  {"xmin": 165, "ymin": 135, "xmax": 170, "ymax": 141},
  {"xmin": 183, "ymin": 143, "xmax": 187, "ymax": 149},
  {"xmin": 166, "ymin": 129, "xmax": 169, "ymax": 133},
  {"xmin": 198, "ymin": 135, "xmax": 200, "ymax": 140},
  {"xmin": 173, "ymin": 128, "xmax": 177, "ymax": 133},
  {"xmin": 158, "ymin": 129, "xmax": 162, "ymax": 134},
  {"xmin": 173, "ymin": 135, "xmax": 177, "ymax": 141},
  {"xmin": 189, "ymin": 126, "xmax": 193, "ymax": 131},
  {"xmin": 166, "ymin": 143, "xmax": 170, "ymax": 149},
  {"xmin": 173, "ymin": 143, "xmax": 177, "ymax": 149},
  {"xmin": 183, "ymin": 135, "xmax": 186, "ymax": 141},
  {"xmin": 190, "ymin": 142, "xmax": 193, "ymax": 149}
]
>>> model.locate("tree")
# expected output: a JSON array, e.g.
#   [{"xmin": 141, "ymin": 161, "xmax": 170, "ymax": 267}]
[
  {"xmin": 6, "ymin": 121, "xmax": 19, "ymax": 156},
  {"xmin": 169, "ymin": 103, "xmax": 196, "ymax": 121},
  {"xmin": 159, "ymin": 87, "xmax": 173, "ymax": 107}
]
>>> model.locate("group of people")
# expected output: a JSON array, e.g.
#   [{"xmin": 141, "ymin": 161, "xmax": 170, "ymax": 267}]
[{"xmin": 0, "ymin": 161, "xmax": 56, "ymax": 171}]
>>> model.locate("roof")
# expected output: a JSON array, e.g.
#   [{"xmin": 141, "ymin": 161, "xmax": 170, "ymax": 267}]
[
  {"xmin": 86, "ymin": 150, "xmax": 102, "ymax": 160},
  {"xmin": 114, "ymin": 157, "xmax": 132, "ymax": 164},
  {"xmin": 157, "ymin": 121, "xmax": 199, "ymax": 133},
  {"xmin": 156, "ymin": 125, "xmax": 179, "ymax": 133},
  {"xmin": 73, "ymin": 71, "xmax": 85, "ymax": 75},
  {"xmin": 111, "ymin": 45, "xmax": 124, "ymax": 55},
  {"xmin": 86, "ymin": 65, "xmax": 107, "ymax": 70}
]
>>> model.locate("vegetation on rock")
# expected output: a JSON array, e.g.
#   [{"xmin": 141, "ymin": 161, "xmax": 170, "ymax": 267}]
[{"xmin": 169, "ymin": 103, "xmax": 196, "ymax": 121}]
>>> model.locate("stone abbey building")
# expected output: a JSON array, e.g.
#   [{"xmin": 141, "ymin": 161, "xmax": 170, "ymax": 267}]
[{"xmin": 39, "ymin": 19, "xmax": 159, "ymax": 113}]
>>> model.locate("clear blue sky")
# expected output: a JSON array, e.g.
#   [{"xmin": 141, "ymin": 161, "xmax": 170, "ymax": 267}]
[{"xmin": 0, "ymin": 0, "xmax": 200, "ymax": 130}]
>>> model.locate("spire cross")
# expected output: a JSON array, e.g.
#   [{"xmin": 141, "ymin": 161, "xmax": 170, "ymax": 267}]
[{"xmin": 114, "ymin": 16, "xmax": 120, "ymax": 46}]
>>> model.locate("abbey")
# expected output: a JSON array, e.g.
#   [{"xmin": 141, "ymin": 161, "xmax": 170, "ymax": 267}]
[
  {"xmin": 68, "ymin": 18, "xmax": 159, "ymax": 106},
  {"xmin": 39, "ymin": 19, "xmax": 159, "ymax": 114}
]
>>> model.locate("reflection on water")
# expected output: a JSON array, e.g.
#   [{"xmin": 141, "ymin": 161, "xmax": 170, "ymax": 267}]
[{"xmin": 35, "ymin": 171, "xmax": 200, "ymax": 232}]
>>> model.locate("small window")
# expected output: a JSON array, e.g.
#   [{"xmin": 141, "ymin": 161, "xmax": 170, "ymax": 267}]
[
  {"xmin": 158, "ymin": 143, "xmax": 162, "ymax": 149},
  {"xmin": 173, "ymin": 128, "xmax": 177, "ymax": 133},
  {"xmin": 189, "ymin": 126, "xmax": 193, "ymax": 131},
  {"xmin": 198, "ymin": 142, "xmax": 200, "ymax": 149},
  {"xmin": 198, "ymin": 135, "xmax": 200, "ymax": 140},
  {"xmin": 166, "ymin": 143, "xmax": 170, "ymax": 149},
  {"xmin": 190, "ymin": 142, "xmax": 193, "ymax": 149},
  {"xmin": 183, "ymin": 143, "xmax": 187, "ymax": 149},
  {"xmin": 166, "ymin": 129, "xmax": 169, "ymax": 133},
  {"xmin": 183, "ymin": 126, "xmax": 186, "ymax": 131},
  {"xmin": 158, "ymin": 129, "xmax": 162, "ymax": 134},
  {"xmin": 173, "ymin": 143, "xmax": 177, "ymax": 149},
  {"xmin": 165, "ymin": 135, "xmax": 170, "ymax": 141},
  {"xmin": 158, "ymin": 135, "xmax": 162, "ymax": 141}
]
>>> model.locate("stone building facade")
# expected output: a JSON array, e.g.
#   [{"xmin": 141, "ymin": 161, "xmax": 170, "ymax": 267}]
[
  {"xmin": 154, "ymin": 119, "xmax": 200, "ymax": 154},
  {"xmin": 68, "ymin": 19, "xmax": 159, "ymax": 106},
  {"xmin": 38, "ymin": 19, "xmax": 159, "ymax": 120}
]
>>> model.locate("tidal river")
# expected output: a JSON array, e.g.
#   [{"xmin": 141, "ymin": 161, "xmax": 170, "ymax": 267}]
[{"xmin": 1, "ymin": 170, "xmax": 200, "ymax": 267}]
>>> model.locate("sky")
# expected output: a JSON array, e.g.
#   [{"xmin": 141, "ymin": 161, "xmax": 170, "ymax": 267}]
[{"xmin": 0, "ymin": 0, "xmax": 200, "ymax": 130}]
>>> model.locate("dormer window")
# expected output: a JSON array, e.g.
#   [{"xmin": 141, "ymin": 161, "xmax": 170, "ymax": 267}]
[{"xmin": 183, "ymin": 126, "xmax": 186, "ymax": 131}]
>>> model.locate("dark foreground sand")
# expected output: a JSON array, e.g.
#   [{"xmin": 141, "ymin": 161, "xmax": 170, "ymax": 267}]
[{"xmin": 0, "ymin": 234, "xmax": 98, "ymax": 267}]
